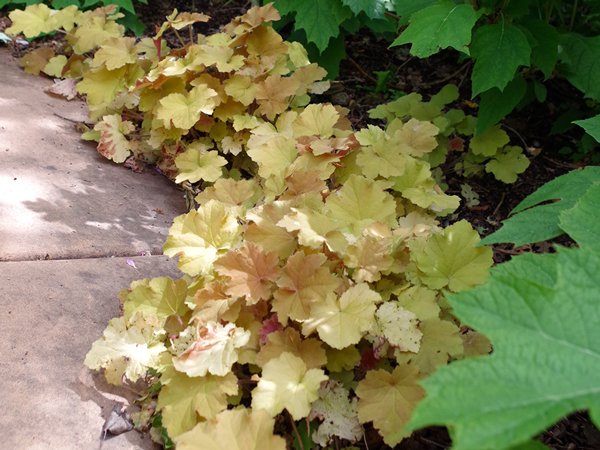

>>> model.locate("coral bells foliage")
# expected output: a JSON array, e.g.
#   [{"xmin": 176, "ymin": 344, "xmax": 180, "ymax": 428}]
[{"xmin": 8, "ymin": 4, "xmax": 494, "ymax": 447}]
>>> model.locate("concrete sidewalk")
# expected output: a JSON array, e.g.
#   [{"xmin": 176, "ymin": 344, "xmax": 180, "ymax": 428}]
[{"xmin": 0, "ymin": 49, "xmax": 186, "ymax": 448}]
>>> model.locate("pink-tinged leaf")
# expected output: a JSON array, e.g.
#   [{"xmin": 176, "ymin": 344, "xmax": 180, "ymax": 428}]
[
  {"xmin": 259, "ymin": 314, "xmax": 283, "ymax": 345},
  {"xmin": 126, "ymin": 259, "xmax": 137, "ymax": 269}
]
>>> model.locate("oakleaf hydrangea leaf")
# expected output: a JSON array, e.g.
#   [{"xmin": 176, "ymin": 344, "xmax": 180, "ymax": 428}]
[
  {"xmin": 408, "ymin": 248, "xmax": 600, "ymax": 450},
  {"xmin": 409, "ymin": 220, "xmax": 493, "ymax": 292},
  {"xmin": 574, "ymin": 114, "xmax": 600, "ymax": 142},
  {"xmin": 356, "ymin": 366, "xmax": 425, "ymax": 446},
  {"xmin": 157, "ymin": 370, "xmax": 238, "ymax": 438},
  {"xmin": 482, "ymin": 167, "xmax": 600, "ymax": 246},
  {"xmin": 173, "ymin": 321, "xmax": 250, "ymax": 377},
  {"xmin": 176, "ymin": 408, "xmax": 286, "ymax": 450},
  {"xmin": 84, "ymin": 317, "xmax": 166, "ymax": 385},
  {"xmin": 308, "ymin": 380, "xmax": 363, "ymax": 446},
  {"xmin": 392, "ymin": 0, "xmax": 480, "ymax": 57},
  {"xmin": 558, "ymin": 182, "xmax": 600, "ymax": 251},
  {"xmin": 252, "ymin": 352, "xmax": 328, "ymax": 420}
]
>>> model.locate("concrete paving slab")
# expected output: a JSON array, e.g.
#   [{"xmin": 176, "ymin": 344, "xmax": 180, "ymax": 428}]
[
  {"xmin": 0, "ymin": 255, "xmax": 182, "ymax": 449},
  {"xmin": 0, "ymin": 49, "xmax": 186, "ymax": 261}
]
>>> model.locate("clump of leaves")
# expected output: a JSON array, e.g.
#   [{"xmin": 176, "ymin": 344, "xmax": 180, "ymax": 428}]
[
  {"xmin": 370, "ymin": 85, "xmax": 530, "ymax": 183},
  {"xmin": 8, "ymin": 4, "xmax": 495, "ymax": 447},
  {"xmin": 1, "ymin": 0, "xmax": 147, "ymax": 35},
  {"xmin": 7, "ymin": 3, "xmax": 330, "ymax": 179}
]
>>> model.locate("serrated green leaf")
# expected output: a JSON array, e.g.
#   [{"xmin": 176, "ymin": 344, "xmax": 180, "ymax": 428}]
[
  {"xmin": 559, "ymin": 182, "xmax": 600, "ymax": 251},
  {"xmin": 392, "ymin": 1, "xmax": 479, "ymax": 57},
  {"xmin": 341, "ymin": 0, "xmax": 388, "ymax": 19},
  {"xmin": 393, "ymin": 0, "xmax": 437, "ymax": 22},
  {"xmin": 52, "ymin": 0, "xmax": 81, "ymax": 8},
  {"xmin": 407, "ymin": 247, "xmax": 600, "ymax": 450},
  {"xmin": 559, "ymin": 33, "xmax": 600, "ymax": 100},
  {"xmin": 476, "ymin": 77, "xmax": 526, "ymax": 134},
  {"xmin": 522, "ymin": 20, "xmax": 558, "ymax": 80},
  {"xmin": 471, "ymin": 23, "xmax": 531, "ymax": 96},
  {"xmin": 275, "ymin": 0, "xmax": 352, "ymax": 51},
  {"xmin": 481, "ymin": 166, "xmax": 600, "ymax": 245},
  {"xmin": 574, "ymin": 114, "xmax": 600, "ymax": 143}
]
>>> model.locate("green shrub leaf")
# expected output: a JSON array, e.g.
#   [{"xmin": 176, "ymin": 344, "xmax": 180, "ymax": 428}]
[
  {"xmin": 574, "ymin": 114, "xmax": 600, "ymax": 143},
  {"xmin": 470, "ymin": 23, "xmax": 531, "ymax": 96},
  {"xmin": 341, "ymin": 0, "xmax": 388, "ymax": 19},
  {"xmin": 560, "ymin": 33, "xmax": 600, "ymax": 101},
  {"xmin": 559, "ymin": 183, "xmax": 600, "ymax": 252},
  {"xmin": 407, "ymin": 247, "xmax": 600, "ymax": 450},
  {"xmin": 481, "ymin": 167, "xmax": 600, "ymax": 245},
  {"xmin": 476, "ymin": 76, "xmax": 526, "ymax": 134},
  {"xmin": 522, "ymin": 20, "xmax": 558, "ymax": 80},
  {"xmin": 391, "ymin": 0, "xmax": 480, "ymax": 58},
  {"xmin": 274, "ymin": 0, "xmax": 352, "ymax": 51}
]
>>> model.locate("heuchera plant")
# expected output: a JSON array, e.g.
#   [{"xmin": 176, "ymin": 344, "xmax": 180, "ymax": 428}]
[
  {"xmin": 370, "ymin": 86, "xmax": 530, "ymax": 184},
  {"xmin": 7, "ymin": 4, "xmax": 494, "ymax": 447}
]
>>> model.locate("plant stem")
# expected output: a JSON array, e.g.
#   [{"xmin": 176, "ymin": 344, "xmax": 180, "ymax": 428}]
[
  {"xmin": 172, "ymin": 29, "xmax": 186, "ymax": 47},
  {"xmin": 569, "ymin": 0, "xmax": 579, "ymax": 30},
  {"xmin": 288, "ymin": 412, "xmax": 304, "ymax": 450}
]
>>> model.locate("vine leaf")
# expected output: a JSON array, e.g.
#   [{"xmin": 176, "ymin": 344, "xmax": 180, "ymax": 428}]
[{"xmin": 407, "ymin": 247, "xmax": 600, "ymax": 450}]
